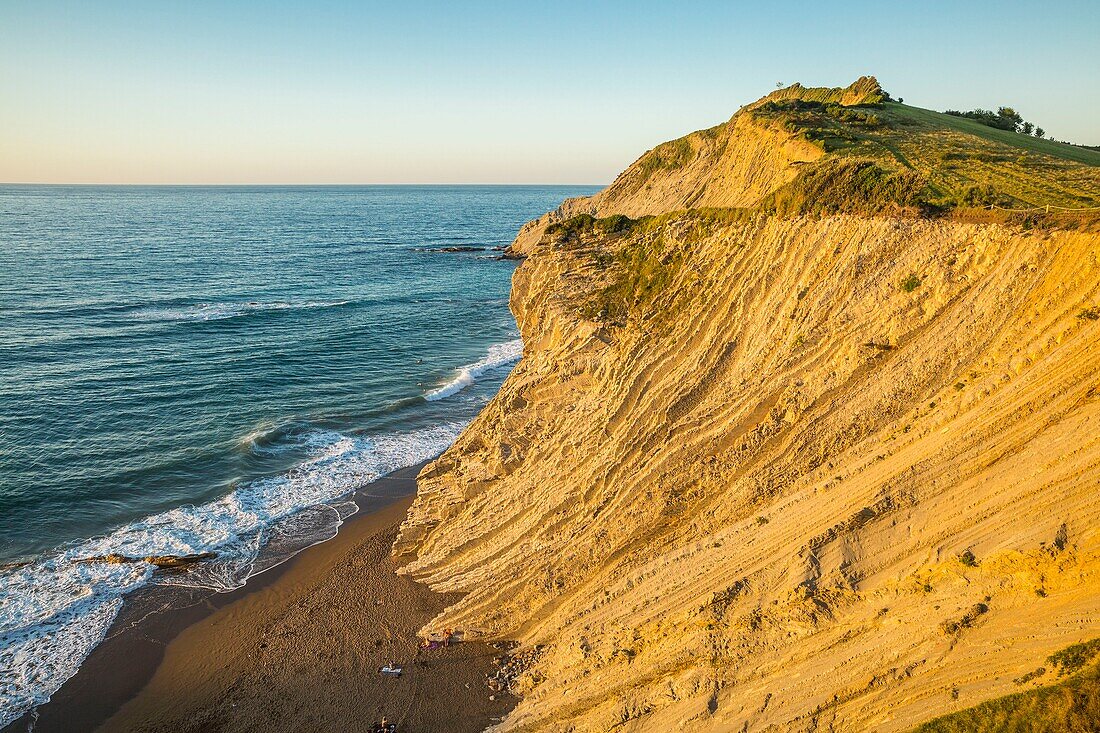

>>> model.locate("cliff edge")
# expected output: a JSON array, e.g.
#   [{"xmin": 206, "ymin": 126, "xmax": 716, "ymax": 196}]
[{"xmin": 396, "ymin": 78, "xmax": 1100, "ymax": 732}]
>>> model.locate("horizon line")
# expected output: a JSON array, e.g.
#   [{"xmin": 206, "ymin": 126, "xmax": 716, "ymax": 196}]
[{"xmin": 0, "ymin": 181, "xmax": 610, "ymax": 187}]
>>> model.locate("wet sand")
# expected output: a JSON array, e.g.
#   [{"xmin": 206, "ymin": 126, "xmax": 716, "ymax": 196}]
[{"xmin": 9, "ymin": 464, "xmax": 515, "ymax": 733}]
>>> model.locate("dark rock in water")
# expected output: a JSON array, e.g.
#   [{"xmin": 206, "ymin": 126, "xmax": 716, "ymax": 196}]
[
  {"xmin": 0, "ymin": 559, "xmax": 32, "ymax": 572},
  {"xmin": 74, "ymin": 551, "xmax": 217, "ymax": 569},
  {"xmin": 413, "ymin": 246, "xmax": 486, "ymax": 253},
  {"xmin": 146, "ymin": 552, "xmax": 218, "ymax": 569}
]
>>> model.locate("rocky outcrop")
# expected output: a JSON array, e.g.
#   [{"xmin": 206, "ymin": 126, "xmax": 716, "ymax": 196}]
[
  {"xmin": 396, "ymin": 78, "xmax": 1100, "ymax": 731},
  {"xmin": 74, "ymin": 551, "xmax": 217, "ymax": 569},
  {"xmin": 507, "ymin": 115, "xmax": 821, "ymax": 257},
  {"xmin": 505, "ymin": 77, "xmax": 887, "ymax": 257}
]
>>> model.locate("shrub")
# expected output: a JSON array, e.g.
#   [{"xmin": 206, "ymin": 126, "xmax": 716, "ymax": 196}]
[
  {"xmin": 1077, "ymin": 307, "xmax": 1100, "ymax": 321},
  {"xmin": 1015, "ymin": 667, "xmax": 1047, "ymax": 685},
  {"xmin": 579, "ymin": 235, "xmax": 683, "ymax": 325},
  {"xmin": 1049, "ymin": 639, "xmax": 1100, "ymax": 676},
  {"xmin": 547, "ymin": 213, "xmax": 636, "ymax": 243},
  {"xmin": 941, "ymin": 602, "xmax": 989, "ymax": 634},
  {"xmin": 900, "ymin": 273, "xmax": 923, "ymax": 292},
  {"xmin": 958, "ymin": 184, "xmax": 1006, "ymax": 207},
  {"xmin": 944, "ymin": 108, "xmax": 1019, "ymax": 132},
  {"xmin": 959, "ymin": 549, "xmax": 979, "ymax": 567},
  {"xmin": 762, "ymin": 160, "xmax": 934, "ymax": 217}
]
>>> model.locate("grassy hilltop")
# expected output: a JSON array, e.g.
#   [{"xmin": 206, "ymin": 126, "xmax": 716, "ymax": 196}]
[
  {"xmin": 639, "ymin": 76, "xmax": 1100, "ymax": 217},
  {"xmin": 745, "ymin": 78, "xmax": 1099, "ymax": 214},
  {"xmin": 510, "ymin": 77, "xmax": 1100, "ymax": 261},
  {"xmin": 538, "ymin": 77, "xmax": 1100, "ymax": 326}
]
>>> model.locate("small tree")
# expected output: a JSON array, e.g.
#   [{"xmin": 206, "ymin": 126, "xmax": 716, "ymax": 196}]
[
  {"xmin": 1035, "ymin": 127, "xmax": 1045, "ymax": 138},
  {"xmin": 997, "ymin": 106, "xmax": 1024, "ymax": 131},
  {"xmin": 1021, "ymin": 121, "xmax": 1034, "ymax": 135}
]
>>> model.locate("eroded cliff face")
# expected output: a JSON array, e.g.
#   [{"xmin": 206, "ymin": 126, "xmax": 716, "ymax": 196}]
[
  {"xmin": 508, "ymin": 111, "xmax": 824, "ymax": 256},
  {"xmin": 396, "ymin": 211, "xmax": 1100, "ymax": 731},
  {"xmin": 395, "ymin": 76, "xmax": 1100, "ymax": 730}
]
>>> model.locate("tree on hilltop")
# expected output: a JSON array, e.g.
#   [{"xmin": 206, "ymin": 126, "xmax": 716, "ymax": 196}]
[
  {"xmin": 944, "ymin": 105, "xmax": 1047, "ymax": 136},
  {"xmin": 997, "ymin": 107, "xmax": 1023, "ymax": 129}
]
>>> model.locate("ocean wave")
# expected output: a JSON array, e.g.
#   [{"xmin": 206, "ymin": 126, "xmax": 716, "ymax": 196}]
[
  {"xmin": 423, "ymin": 339, "xmax": 523, "ymax": 402},
  {"xmin": 239, "ymin": 422, "xmax": 345, "ymax": 456},
  {"xmin": 0, "ymin": 422, "xmax": 462, "ymax": 728},
  {"xmin": 129, "ymin": 299, "xmax": 351, "ymax": 323}
]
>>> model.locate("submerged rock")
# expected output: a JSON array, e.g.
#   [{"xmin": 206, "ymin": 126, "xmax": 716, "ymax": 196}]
[{"xmin": 74, "ymin": 551, "xmax": 217, "ymax": 569}]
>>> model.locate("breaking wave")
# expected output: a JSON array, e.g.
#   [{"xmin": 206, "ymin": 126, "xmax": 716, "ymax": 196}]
[
  {"xmin": 423, "ymin": 339, "xmax": 523, "ymax": 401},
  {"xmin": 0, "ymin": 422, "xmax": 463, "ymax": 727},
  {"xmin": 130, "ymin": 299, "xmax": 351, "ymax": 323}
]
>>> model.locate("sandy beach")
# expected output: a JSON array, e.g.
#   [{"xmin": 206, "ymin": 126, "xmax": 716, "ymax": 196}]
[{"xmin": 11, "ymin": 464, "xmax": 515, "ymax": 733}]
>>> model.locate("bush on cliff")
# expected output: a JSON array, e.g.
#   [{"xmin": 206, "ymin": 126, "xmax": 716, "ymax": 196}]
[
  {"xmin": 546, "ymin": 213, "xmax": 635, "ymax": 243},
  {"xmin": 580, "ymin": 235, "xmax": 682, "ymax": 326},
  {"xmin": 762, "ymin": 159, "xmax": 934, "ymax": 217}
]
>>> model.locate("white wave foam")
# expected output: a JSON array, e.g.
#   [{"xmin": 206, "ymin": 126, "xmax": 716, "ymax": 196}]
[
  {"xmin": 0, "ymin": 423, "xmax": 462, "ymax": 727},
  {"xmin": 131, "ymin": 299, "xmax": 350, "ymax": 323},
  {"xmin": 424, "ymin": 339, "xmax": 523, "ymax": 402},
  {"xmin": 240, "ymin": 423, "xmax": 345, "ymax": 456}
]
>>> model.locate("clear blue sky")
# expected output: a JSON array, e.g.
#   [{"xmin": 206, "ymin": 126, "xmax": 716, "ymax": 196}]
[{"xmin": 1, "ymin": 0, "xmax": 1097, "ymax": 183}]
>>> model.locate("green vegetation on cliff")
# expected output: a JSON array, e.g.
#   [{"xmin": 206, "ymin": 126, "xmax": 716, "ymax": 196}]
[
  {"xmin": 531, "ymin": 76, "xmax": 1100, "ymax": 328},
  {"xmin": 913, "ymin": 639, "xmax": 1100, "ymax": 733},
  {"xmin": 746, "ymin": 84, "xmax": 1100, "ymax": 212},
  {"xmin": 547, "ymin": 213, "xmax": 685, "ymax": 326}
]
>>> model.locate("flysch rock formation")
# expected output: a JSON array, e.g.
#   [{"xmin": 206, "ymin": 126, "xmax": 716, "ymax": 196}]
[{"xmin": 394, "ymin": 78, "xmax": 1100, "ymax": 731}]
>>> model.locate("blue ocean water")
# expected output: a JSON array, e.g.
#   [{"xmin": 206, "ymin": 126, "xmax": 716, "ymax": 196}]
[{"xmin": 0, "ymin": 184, "xmax": 595, "ymax": 725}]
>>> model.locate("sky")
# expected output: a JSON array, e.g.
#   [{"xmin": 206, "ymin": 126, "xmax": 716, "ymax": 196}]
[{"xmin": 1, "ymin": 0, "xmax": 1097, "ymax": 184}]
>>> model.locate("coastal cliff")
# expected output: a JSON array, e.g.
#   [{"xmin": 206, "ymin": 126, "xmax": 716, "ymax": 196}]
[{"xmin": 395, "ymin": 78, "xmax": 1100, "ymax": 731}]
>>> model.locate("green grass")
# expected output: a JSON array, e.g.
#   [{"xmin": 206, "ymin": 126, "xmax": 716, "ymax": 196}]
[
  {"xmin": 913, "ymin": 663, "xmax": 1100, "ymax": 732},
  {"xmin": 628, "ymin": 136, "xmax": 698, "ymax": 193},
  {"xmin": 912, "ymin": 639, "xmax": 1100, "ymax": 733},
  {"xmin": 545, "ymin": 213, "xmax": 690, "ymax": 326},
  {"xmin": 900, "ymin": 273, "xmax": 923, "ymax": 292},
  {"xmin": 891, "ymin": 104, "xmax": 1100, "ymax": 167},
  {"xmin": 862, "ymin": 104, "xmax": 1100, "ymax": 209},
  {"xmin": 578, "ymin": 233, "xmax": 683, "ymax": 326},
  {"xmin": 744, "ymin": 90, "xmax": 1100, "ymax": 213},
  {"xmin": 545, "ymin": 213, "xmax": 635, "ymax": 242},
  {"xmin": 759, "ymin": 159, "xmax": 934, "ymax": 216},
  {"xmin": 1049, "ymin": 639, "xmax": 1100, "ymax": 676}
]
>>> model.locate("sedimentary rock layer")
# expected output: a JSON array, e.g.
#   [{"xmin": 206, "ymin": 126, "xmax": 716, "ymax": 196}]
[{"xmin": 396, "ymin": 79, "xmax": 1100, "ymax": 731}]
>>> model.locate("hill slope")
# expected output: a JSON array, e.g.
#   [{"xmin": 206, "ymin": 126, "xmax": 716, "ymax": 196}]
[
  {"xmin": 396, "ymin": 78, "xmax": 1100, "ymax": 732},
  {"xmin": 510, "ymin": 77, "xmax": 1100, "ymax": 255}
]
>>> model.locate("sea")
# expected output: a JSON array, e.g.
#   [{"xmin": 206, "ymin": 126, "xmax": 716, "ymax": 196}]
[{"xmin": 0, "ymin": 184, "xmax": 598, "ymax": 727}]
